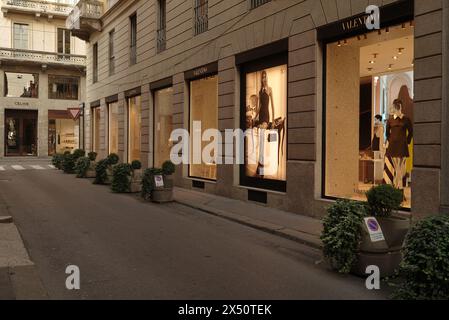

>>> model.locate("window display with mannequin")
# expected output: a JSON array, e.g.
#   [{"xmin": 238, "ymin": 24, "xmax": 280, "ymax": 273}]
[{"xmin": 325, "ymin": 21, "xmax": 414, "ymax": 209}]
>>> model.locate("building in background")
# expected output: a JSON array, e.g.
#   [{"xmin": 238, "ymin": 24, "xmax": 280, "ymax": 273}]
[
  {"xmin": 0, "ymin": 0, "xmax": 86, "ymax": 157},
  {"xmin": 66, "ymin": 0, "xmax": 449, "ymax": 219}
]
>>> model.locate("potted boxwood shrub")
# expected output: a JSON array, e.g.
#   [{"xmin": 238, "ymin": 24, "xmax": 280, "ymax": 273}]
[
  {"xmin": 85, "ymin": 152, "xmax": 98, "ymax": 178},
  {"xmin": 321, "ymin": 200, "xmax": 367, "ymax": 274},
  {"xmin": 353, "ymin": 184, "xmax": 411, "ymax": 277},
  {"xmin": 130, "ymin": 160, "xmax": 143, "ymax": 193},
  {"xmin": 74, "ymin": 157, "xmax": 91, "ymax": 178},
  {"xmin": 111, "ymin": 160, "xmax": 143, "ymax": 193},
  {"xmin": 62, "ymin": 149, "xmax": 85, "ymax": 174},
  {"xmin": 392, "ymin": 214, "xmax": 449, "ymax": 300},
  {"xmin": 141, "ymin": 167, "xmax": 173, "ymax": 203},
  {"xmin": 52, "ymin": 153, "xmax": 64, "ymax": 170},
  {"xmin": 94, "ymin": 153, "xmax": 120, "ymax": 185}
]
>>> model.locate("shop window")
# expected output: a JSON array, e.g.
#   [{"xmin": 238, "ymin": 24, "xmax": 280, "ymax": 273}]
[
  {"xmin": 128, "ymin": 95, "xmax": 141, "ymax": 162},
  {"xmin": 108, "ymin": 102, "xmax": 119, "ymax": 154},
  {"xmin": 48, "ymin": 113, "xmax": 80, "ymax": 156},
  {"xmin": 240, "ymin": 53, "xmax": 288, "ymax": 192},
  {"xmin": 189, "ymin": 75, "xmax": 218, "ymax": 180},
  {"xmin": 49, "ymin": 75, "xmax": 79, "ymax": 100},
  {"xmin": 324, "ymin": 22, "xmax": 414, "ymax": 209},
  {"xmin": 154, "ymin": 87, "xmax": 173, "ymax": 168},
  {"xmin": 92, "ymin": 107, "xmax": 101, "ymax": 154},
  {"xmin": 4, "ymin": 72, "xmax": 39, "ymax": 98}
]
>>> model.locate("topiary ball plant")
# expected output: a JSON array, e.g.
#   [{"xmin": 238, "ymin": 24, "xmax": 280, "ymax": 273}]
[
  {"xmin": 52, "ymin": 154, "xmax": 64, "ymax": 170},
  {"xmin": 162, "ymin": 160, "xmax": 176, "ymax": 176},
  {"xmin": 111, "ymin": 163, "xmax": 133, "ymax": 193},
  {"xmin": 131, "ymin": 160, "xmax": 142, "ymax": 171},
  {"xmin": 107, "ymin": 153, "xmax": 120, "ymax": 166},
  {"xmin": 88, "ymin": 152, "xmax": 98, "ymax": 162},
  {"xmin": 393, "ymin": 215, "xmax": 449, "ymax": 300},
  {"xmin": 74, "ymin": 157, "xmax": 91, "ymax": 178},
  {"xmin": 94, "ymin": 158, "xmax": 110, "ymax": 185},
  {"xmin": 366, "ymin": 184, "xmax": 404, "ymax": 217},
  {"xmin": 321, "ymin": 200, "xmax": 367, "ymax": 274},
  {"xmin": 62, "ymin": 153, "xmax": 76, "ymax": 174},
  {"xmin": 73, "ymin": 149, "xmax": 86, "ymax": 160}
]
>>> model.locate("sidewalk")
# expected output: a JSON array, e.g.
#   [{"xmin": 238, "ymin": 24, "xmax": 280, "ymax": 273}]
[
  {"xmin": 0, "ymin": 194, "xmax": 48, "ymax": 300},
  {"xmin": 173, "ymin": 188, "xmax": 323, "ymax": 250}
]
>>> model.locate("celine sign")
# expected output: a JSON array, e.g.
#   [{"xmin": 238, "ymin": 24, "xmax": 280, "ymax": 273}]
[{"xmin": 185, "ymin": 62, "xmax": 218, "ymax": 81}]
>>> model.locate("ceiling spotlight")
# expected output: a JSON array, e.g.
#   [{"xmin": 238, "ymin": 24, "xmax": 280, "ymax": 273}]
[
  {"xmin": 369, "ymin": 60, "xmax": 375, "ymax": 64},
  {"xmin": 410, "ymin": 21, "xmax": 414, "ymax": 27},
  {"xmin": 398, "ymin": 48, "xmax": 404, "ymax": 55},
  {"xmin": 367, "ymin": 68, "xmax": 373, "ymax": 72},
  {"xmin": 386, "ymin": 27, "xmax": 390, "ymax": 33},
  {"xmin": 337, "ymin": 41, "xmax": 342, "ymax": 47},
  {"xmin": 373, "ymin": 53, "xmax": 379, "ymax": 59},
  {"xmin": 402, "ymin": 23, "xmax": 406, "ymax": 29},
  {"xmin": 393, "ymin": 56, "xmax": 398, "ymax": 60},
  {"xmin": 388, "ymin": 64, "xmax": 393, "ymax": 70},
  {"xmin": 343, "ymin": 39, "xmax": 348, "ymax": 45}
]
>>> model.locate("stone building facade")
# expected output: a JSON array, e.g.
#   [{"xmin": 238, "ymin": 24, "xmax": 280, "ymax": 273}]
[
  {"xmin": 68, "ymin": 0, "xmax": 448, "ymax": 219},
  {"xmin": 0, "ymin": 0, "xmax": 86, "ymax": 158}
]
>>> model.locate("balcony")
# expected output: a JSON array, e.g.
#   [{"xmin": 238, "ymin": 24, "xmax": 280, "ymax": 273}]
[
  {"xmin": 0, "ymin": 47, "xmax": 86, "ymax": 71},
  {"xmin": 1, "ymin": 0, "xmax": 73, "ymax": 18},
  {"xmin": 66, "ymin": 0, "xmax": 103, "ymax": 41}
]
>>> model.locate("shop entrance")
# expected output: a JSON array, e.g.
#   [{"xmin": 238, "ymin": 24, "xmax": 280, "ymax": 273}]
[{"xmin": 4, "ymin": 109, "xmax": 38, "ymax": 156}]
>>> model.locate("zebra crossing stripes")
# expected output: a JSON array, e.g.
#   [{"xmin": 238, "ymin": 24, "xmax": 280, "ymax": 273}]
[{"xmin": 0, "ymin": 164, "xmax": 55, "ymax": 171}]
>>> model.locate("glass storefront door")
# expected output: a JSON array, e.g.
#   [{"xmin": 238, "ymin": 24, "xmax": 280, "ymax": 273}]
[{"xmin": 4, "ymin": 109, "xmax": 38, "ymax": 156}]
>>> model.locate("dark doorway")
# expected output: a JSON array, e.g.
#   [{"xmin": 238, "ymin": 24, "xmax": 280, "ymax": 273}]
[{"xmin": 5, "ymin": 109, "xmax": 38, "ymax": 156}]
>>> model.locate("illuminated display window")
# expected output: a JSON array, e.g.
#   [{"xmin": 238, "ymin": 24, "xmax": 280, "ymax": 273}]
[
  {"xmin": 108, "ymin": 102, "xmax": 119, "ymax": 155},
  {"xmin": 128, "ymin": 95, "xmax": 142, "ymax": 162},
  {"xmin": 239, "ymin": 52, "xmax": 288, "ymax": 192},
  {"xmin": 91, "ymin": 106, "xmax": 101, "ymax": 154},
  {"xmin": 189, "ymin": 75, "xmax": 218, "ymax": 181},
  {"xmin": 154, "ymin": 87, "xmax": 173, "ymax": 168},
  {"xmin": 324, "ymin": 22, "xmax": 415, "ymax": 209}
]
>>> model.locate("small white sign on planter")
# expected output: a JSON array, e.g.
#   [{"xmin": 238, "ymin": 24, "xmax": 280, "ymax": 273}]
[
  {"xmin": 154, "ymin": 175, "xmax": 164, "ymax": 188},
  {"xmin": 364, "ymin": 217, "xmax": 385, "ymax": 243}
]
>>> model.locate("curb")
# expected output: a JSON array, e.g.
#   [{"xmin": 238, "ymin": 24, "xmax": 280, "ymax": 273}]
[{"xmin": 174, "ymin": 200, "xmax": 323, "ymax": 250}]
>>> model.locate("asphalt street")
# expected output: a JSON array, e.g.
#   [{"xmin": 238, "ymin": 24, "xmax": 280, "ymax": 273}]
[{"xmin": 0, "ymin": 159, "xmax": 388, "ymax": 299}]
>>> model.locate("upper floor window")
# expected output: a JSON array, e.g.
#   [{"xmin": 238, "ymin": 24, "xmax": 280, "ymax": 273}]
[
  {"xmin": 4, "ymin": 72, "xmax": 38, "ymax": 98},
  {"xmin": 57, "ymin": 28, "xmax": 71, "ymax": 55},
  {"xmin": 130, "ymin": 13, "xmax": 137, "ymax": 65},
  {"xmin": 157, "ymin": 0, "xmax": 166, "ymax": 53},
  {"xmin": 194, "ymin": 0, "xmax": 208, "ymax": 36},
  {"xmin": 13, "ymin": 23, "xmax": 29, "ymax": 50},
  {"xmin": 93, "ymin": 42, "xmax": 98, "ymax": 83},
  {"xmin": 250, "ymin": 0, "xmax": 271, "ymax": 9},
  {"xmin": 49, "ymin": 75, "xmax": 80, "ymax": 100},
  {"xmin": 109, "ymin": 29, "xmax": 115, "ymax": 75}
]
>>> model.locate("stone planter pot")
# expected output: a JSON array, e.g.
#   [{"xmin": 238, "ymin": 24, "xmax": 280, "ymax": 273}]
[
  {"xmin": 85, "ymin": 163, "xmax": 96, "ymax": 178},
  {"xmin": 353, "ymin": 215, "xmax": 411, "ymax": 277},
  {"xmin": 164, "ymin": 175, "xmax": 174, "ymax": 189},
  {"xmin": 152, "ymin": 188, "xmax": 173, "ymax": 203},
  {"xmin": 129, "ymin": 170, "xmax": 143, "ymax": 193},
  {"xmin": 105, "ymin": 167, "xmax": 113, "ymax": 185}
]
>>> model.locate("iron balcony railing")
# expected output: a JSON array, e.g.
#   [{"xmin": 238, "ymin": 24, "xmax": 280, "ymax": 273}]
[
  {"xmin": 1, "ymin": 0, "xmax": 74, "ymax": 16},
  {"xmin": 0, "ymin": 47, "xmax": 86, "ymax": 66},
  {"xmin": 194, "ymin": 0, "xmax": 208, "ymax": 36},
  {"xmin": 66, "ymin": 0, "xmax": 103, "ymax": 30},
  {"xmin": 250, "ymin": 0, "xmax": 271, "ymax": 9}
]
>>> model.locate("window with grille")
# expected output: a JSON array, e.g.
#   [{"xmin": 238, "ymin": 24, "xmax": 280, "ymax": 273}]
[
  {"xmin": 157, "ymin": 0, "xmax": 166, "ymax": 53},
  {"xmin": 194, "ymin": 0, "xmax": 208, "ymax": 36},
  {"xmin": 93, "ymin": 42, "xmax": 98, "ymax": 83},
  {"xmin": 130, "ymin": 13, "xmax": 137, "ymax": 65},
  {"xmin": 109, "ymin": 29, "xmax": 115, "ymax": 75},
  {"xmin": 250, "ymin": 0, "xmax": 271, "ymax": 9}
]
